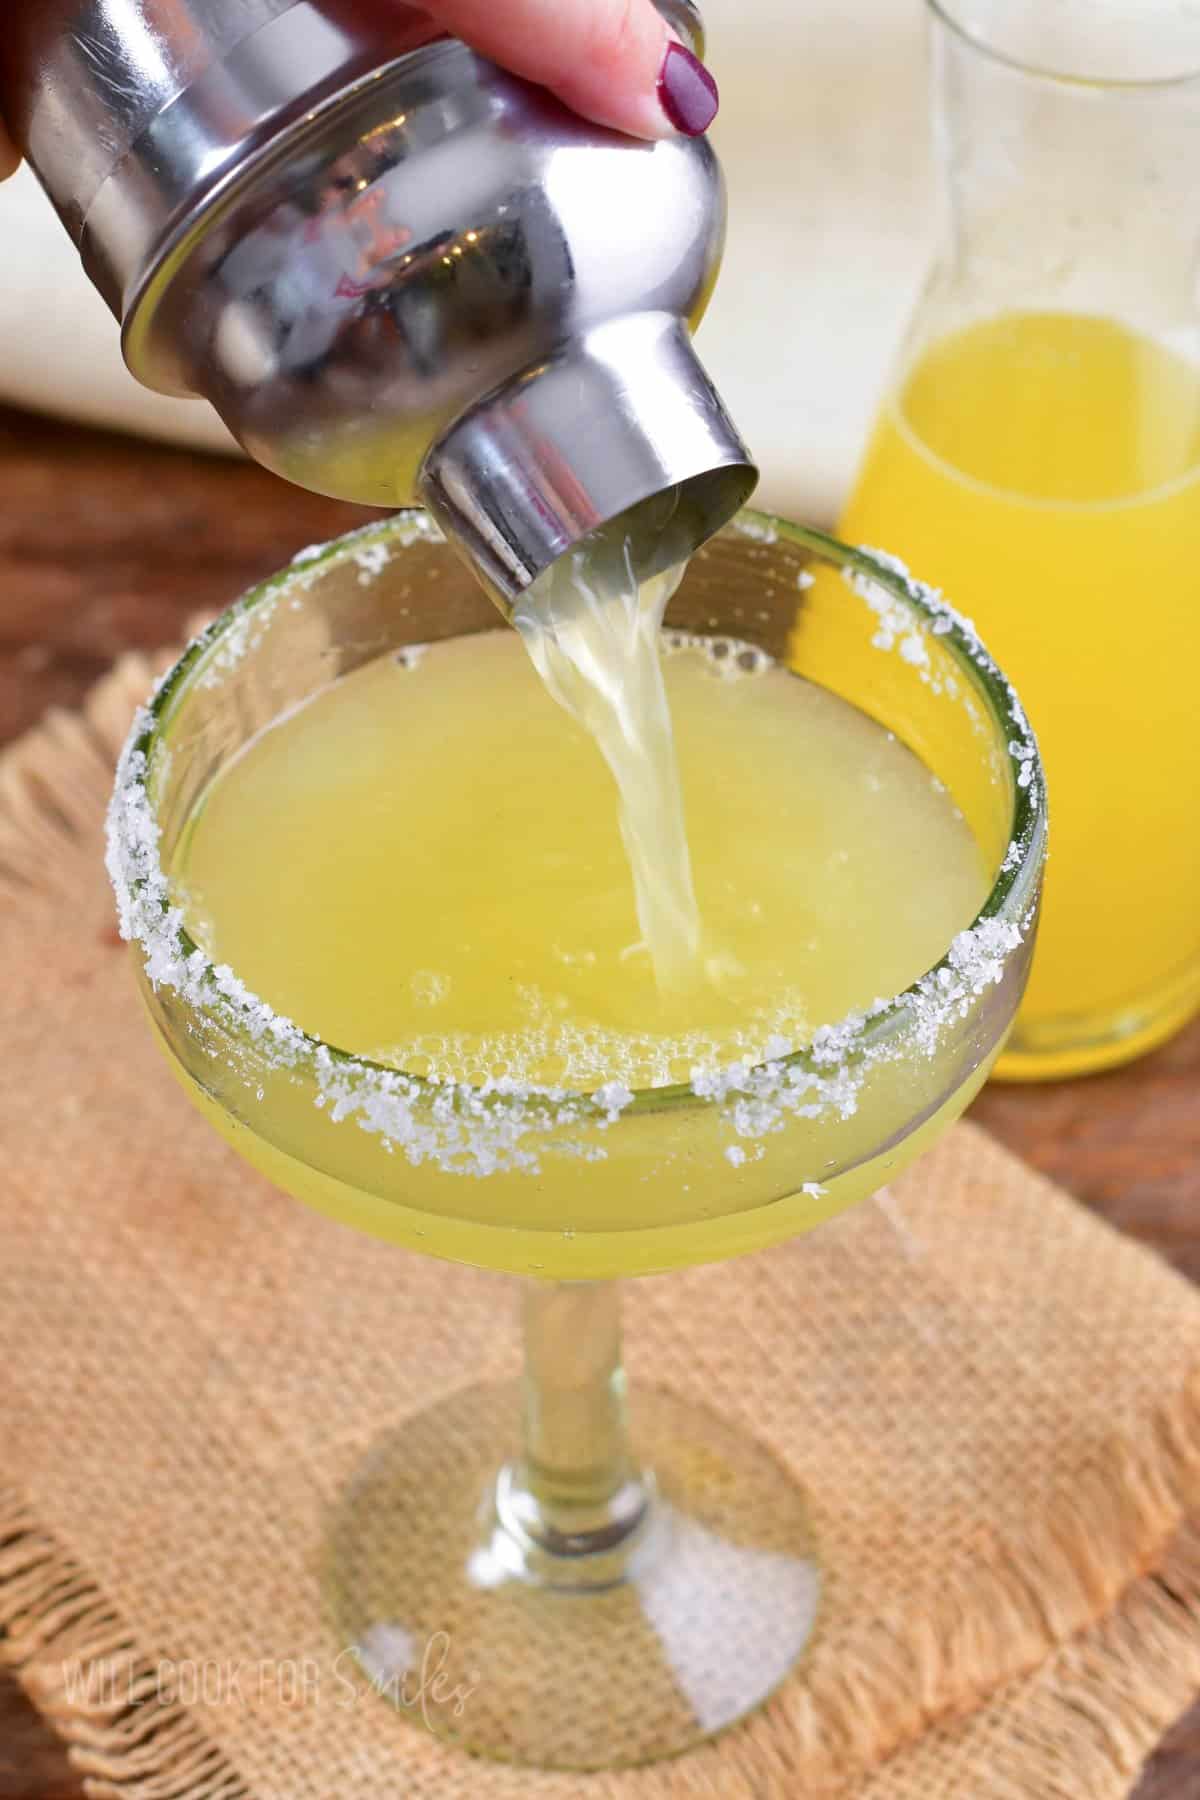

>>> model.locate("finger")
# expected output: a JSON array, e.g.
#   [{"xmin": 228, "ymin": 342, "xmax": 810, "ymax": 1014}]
[
  {"xmin": 423, "ymin": 0, "xmax": 718, "ymax": 140},
  {"xmin": 0, "ymin": 125, "xmax": 20, "ymax": 180}
]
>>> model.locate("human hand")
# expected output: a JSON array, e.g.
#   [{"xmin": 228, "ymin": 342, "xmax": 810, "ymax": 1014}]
[
  {"xmin": 420, "ymin": 0, "xmax": 718, "ymax": 139},
  {"xmin": 0, "ymin": 1, "xmax": 716, "ymax": 182}
]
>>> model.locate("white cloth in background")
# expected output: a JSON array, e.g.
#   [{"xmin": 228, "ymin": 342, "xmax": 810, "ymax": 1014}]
[
  {"xmin": 0, "ymin": 165, "xmax": 236, "ymax": 458},
  {"xmin": 0, "ymin": 0, "xmax": 933, "ymax": 522}
]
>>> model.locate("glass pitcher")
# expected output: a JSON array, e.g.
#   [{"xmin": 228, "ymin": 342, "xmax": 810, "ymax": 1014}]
[{"xmin": 840, "ymin": 0, "xmax": 1200, "ymax": 1081}]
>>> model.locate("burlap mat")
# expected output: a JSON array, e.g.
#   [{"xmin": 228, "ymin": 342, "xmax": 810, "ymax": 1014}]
[{"xmin": 3, "ymin": 653, "xmax": 1200, "ymax": 1799}]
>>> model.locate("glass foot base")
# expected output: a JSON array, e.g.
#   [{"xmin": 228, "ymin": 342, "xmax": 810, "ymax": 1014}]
[{"xmin": 327, "ymin": 1384, "xmax": 820, "ymax": 1770}]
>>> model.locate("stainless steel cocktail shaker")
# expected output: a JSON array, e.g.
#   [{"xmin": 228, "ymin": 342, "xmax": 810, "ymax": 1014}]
[{"xmin": 0, "ymin": 1, "xmax": 756, "ymax": 608}]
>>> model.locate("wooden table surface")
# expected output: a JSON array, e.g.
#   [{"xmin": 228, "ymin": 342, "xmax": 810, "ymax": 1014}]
[{"xmin": 1, "ymin": 402, "xmax": 1197, "ymax": 1797}]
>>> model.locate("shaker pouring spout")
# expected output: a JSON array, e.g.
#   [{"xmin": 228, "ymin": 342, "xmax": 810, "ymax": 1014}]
[{"xmin": 419, "ymin": 312, "xmax": 757, "ymax": 612}]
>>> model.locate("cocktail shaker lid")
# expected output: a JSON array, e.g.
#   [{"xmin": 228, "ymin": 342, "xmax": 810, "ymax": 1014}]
[
  {"xmin": 1, "ymin": 0, "xmax": 751, "ymax": 611},
  {"xmin": 0, "ymin": 3, "xmax": 443, "ymax": 316},
  {"xmin": 0, "ymin": 0, "xmax": 704, "ymax": 319}
]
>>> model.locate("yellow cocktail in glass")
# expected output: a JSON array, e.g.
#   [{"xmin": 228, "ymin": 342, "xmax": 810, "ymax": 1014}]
[{"xmin": 107, "ymin": 511, "xmax": 1044, "ymax": 1767}]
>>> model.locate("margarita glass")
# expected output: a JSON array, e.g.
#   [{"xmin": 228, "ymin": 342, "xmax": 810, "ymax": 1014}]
[{"xmin": 107, "ymin": 512, "xmax": 1044, "ymax": 1769}]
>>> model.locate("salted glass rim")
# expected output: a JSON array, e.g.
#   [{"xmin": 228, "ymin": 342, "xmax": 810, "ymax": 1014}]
[
  {"xmin": 106, "ymin": 508, "xmax": 1044, "ymax": 1151},
  {"xmin": 926, "ymin": 0, "xmax": 1200, "ymax": 89}
]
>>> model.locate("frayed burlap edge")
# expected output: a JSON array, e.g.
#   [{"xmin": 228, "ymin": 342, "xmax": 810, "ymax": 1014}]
[
  {"xmin": 0, "ymin": 649, "xmax": 246, "ymax": 1800},
  {"xmin": 6, "ymin": 1382, "xmax": 1200, "ymax": 1797},
  {"xmin": 0, "ymin": 1485, "xmax": 248, "ymax": 1800},
  {"xmin": 0, "ymin": 651, "xmax": 170, "ymax": 908},
  {"xmin": 857, "ymin": 1520, "xmax": 1200, "ymax": 1800},
  {"xmin": 786, "ymin": 1388, "xmax": 1200, "ymax": 1792},
  {"xmin": 3, "ymin": 649, "xmax": 1200, "ymax": 1797}
]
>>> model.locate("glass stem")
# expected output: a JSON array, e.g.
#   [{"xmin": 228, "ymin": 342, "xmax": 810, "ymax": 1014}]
[{"xmin": 498, "ymin": 1280, "xmax": 654, "ymax": 1572}]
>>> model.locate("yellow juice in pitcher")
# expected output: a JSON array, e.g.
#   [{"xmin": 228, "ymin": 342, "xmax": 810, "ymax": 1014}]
[{"xmin": 840, "ymin": 310, "xmax": 1200, "ymax": 1077}]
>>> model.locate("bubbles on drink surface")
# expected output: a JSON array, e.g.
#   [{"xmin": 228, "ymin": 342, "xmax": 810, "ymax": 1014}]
[
  {"xmin": 371, "ymin": 984, "xmax": 814, "ymax": 1093},
  {"xmin": 662, "ymin": 632, "xmax": 775, "ymax": 678}
]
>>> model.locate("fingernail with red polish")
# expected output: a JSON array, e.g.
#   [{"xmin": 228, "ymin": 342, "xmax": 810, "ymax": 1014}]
[{"xmin": 657, "ymin": 42, "xmax": 719, "ymax": 137}]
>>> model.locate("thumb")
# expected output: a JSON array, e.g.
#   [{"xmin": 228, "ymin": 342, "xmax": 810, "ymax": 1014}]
[{"xmin": 421, "ymin": 0, "xmax": 718, "ymax": 140}]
